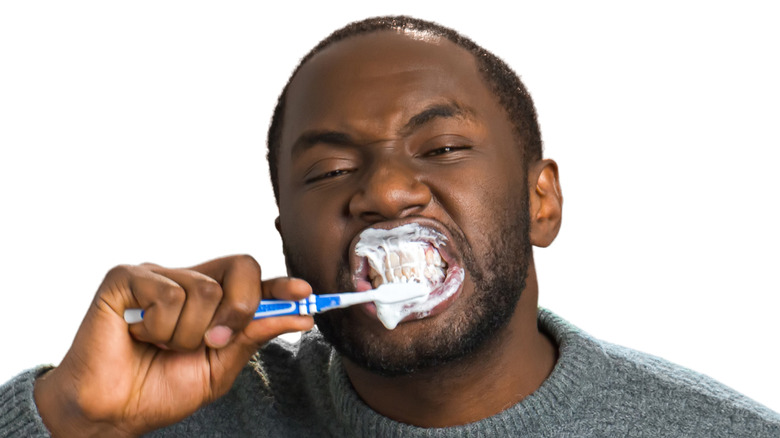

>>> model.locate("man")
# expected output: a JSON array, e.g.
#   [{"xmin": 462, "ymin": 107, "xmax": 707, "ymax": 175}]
[{"xmin": 2, "ymin": 16, "xmax": 778, "ymax": 437}]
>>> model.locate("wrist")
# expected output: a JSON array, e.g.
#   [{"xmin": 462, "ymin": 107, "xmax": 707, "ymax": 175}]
[{"xmin": 34, "ymin": 366, "xmax": 134, "ymax": 438}]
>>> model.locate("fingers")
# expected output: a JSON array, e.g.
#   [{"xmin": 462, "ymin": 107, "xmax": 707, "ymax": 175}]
[
  {"xmin": 241, "ymin": 312, "xmax": 315, "ymax": 345},
  {"xmin": 260, "ymin": 276, "xmax": 314, "ymax": 301},
  {"xmin": 192, "ymin": 257, "xmax": 314, "ymax": 348},
  {"xmin": 218, "ymin": 278, "xmax": 314, "ymax": 381},
  {"xmin": 190, "ymin": 255, "xmax": 262, "ymax": 348},
  {"xmin": 124, "ymin": 268, "xmax": 186, "ymax": 348},
  {"xmin": 237, "ymin": 277, "xmax": 315, "ymax": 346},
  {"xmin": 121, "ymin": 255, "xmax": 313, "ymax": 351},
  {"xmin": 146, "ymin": 266, "xmax": 224, "ymax": 350}
]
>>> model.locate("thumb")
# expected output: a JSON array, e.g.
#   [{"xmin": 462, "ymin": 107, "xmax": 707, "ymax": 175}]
[{"xmin": 217, "ymin": 275, "xmax": 315, "ymax": 355}]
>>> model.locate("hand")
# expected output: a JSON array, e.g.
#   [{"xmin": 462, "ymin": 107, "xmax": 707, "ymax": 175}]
[{"xmin": 33, "ymin": 255, "xmax": 314, "ymax": 437}]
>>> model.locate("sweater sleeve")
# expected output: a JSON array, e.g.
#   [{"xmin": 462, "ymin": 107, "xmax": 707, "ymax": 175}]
[{"xmin": 0, "ymin": 367, "xmax": 53, "ymax": 437}]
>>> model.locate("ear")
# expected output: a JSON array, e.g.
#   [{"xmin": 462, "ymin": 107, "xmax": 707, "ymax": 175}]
[
  {"xmin": 528, "ymin": 159, "xmax": 562, "ymax": 247},
  {"xmin": 274, "ymin": 216, "xmax": 282, "ymax": 234}
]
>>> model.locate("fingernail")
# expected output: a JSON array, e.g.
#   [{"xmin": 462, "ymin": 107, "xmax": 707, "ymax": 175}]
[{"xmin": 206, "ymin": 325, "xmax": 233, "ymax": 348}]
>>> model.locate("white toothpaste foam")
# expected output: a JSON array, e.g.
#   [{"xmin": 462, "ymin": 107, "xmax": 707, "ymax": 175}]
[{"xmin": 354, "ymin": 223, "xmax": 463, "ymax": 329}]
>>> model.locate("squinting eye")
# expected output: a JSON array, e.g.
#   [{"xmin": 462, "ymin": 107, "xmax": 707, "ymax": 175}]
[
  {"xmin": 424, "ymin": 145, "xmax": 471, "ymax": 157},
  {"xmin": 304, "ymin": 168, "xmax": 352, "ymax": 184}
]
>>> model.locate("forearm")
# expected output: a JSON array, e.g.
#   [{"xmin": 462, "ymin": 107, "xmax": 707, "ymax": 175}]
[{"xmin": 0, "ymin": 366, "xmax": 54, "ymax": 437}]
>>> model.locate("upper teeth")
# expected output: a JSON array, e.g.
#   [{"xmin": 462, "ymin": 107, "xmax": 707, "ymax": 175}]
[
  {"xmin": 366, "ymin": 243, "xmax": 447, "ymax": 289},
  {"xmin": 354, "ymin": 224, "xmax": 450, "ymax": 291}
]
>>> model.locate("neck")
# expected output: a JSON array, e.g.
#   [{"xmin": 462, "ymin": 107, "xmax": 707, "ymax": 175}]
[{"xmin": 342, "ymin": 265, "xmax": 557, "ymax": 428}]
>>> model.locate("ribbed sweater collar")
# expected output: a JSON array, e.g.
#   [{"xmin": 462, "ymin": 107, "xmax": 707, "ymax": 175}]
[{"xmin": 326, "ymin": 309, "xmax": 607, "ymax": 437}]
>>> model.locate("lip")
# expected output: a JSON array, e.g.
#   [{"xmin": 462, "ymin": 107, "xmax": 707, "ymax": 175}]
[{"xmin": 348, "ymin": 217, "xmax": 465, "ymax": 326}]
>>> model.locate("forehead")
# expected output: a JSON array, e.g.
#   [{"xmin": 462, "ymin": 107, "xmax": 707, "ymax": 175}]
[{"xmin": 281, "ymin": 30, "xmax": 500, "ymax": 145}]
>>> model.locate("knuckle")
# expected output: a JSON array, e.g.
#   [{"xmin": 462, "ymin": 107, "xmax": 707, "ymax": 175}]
[
  {"xmin": 232, "ymin": 254, "xmax": 261, "ymax": 274},
  {"xmin": 104, "ymin": 264, "xmax": 133, "ymax": 281},
  {"xmin": 221, "ymin": 301, "xmax": 254, "ymax": 326},
  {"xmin": 156, "ymin": 283, "xmax": 185, "ymax": 306},
  {"xmin": 194, "ymin": 280, "xmax": 222, "ymax": 303}
]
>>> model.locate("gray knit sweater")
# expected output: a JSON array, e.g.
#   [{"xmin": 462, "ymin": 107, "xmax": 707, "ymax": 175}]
[{"xmin": 2, "ymin": 310, "xmax": 779, "ymax": 437}]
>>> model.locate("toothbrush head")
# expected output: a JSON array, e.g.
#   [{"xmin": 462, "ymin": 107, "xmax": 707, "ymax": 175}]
[{"xmin": 369, "ymin": 282, "xmax": 429, "ymax": 304}]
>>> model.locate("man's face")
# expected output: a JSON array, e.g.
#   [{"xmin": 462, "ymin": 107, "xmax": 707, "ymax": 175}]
[{"xmin": 276, "ymin": 31, "xmax": 532, "ymax": 375}]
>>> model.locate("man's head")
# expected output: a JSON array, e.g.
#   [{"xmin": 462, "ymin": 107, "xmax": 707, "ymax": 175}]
[
  {"xmin": 268, "ymin": 16, "xmax": 562, "ymax": 376},
  {"xmin": 267, "ymin": 16, "xmax": 543, "ymax": 203}
]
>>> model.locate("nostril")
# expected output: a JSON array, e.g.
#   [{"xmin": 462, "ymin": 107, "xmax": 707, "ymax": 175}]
[{"xmin": 359, "ymin": 211, "xmax": 386, "ymax": 223}]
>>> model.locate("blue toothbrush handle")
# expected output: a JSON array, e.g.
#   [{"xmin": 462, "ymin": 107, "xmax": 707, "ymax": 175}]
[
  {"xmin": 253, "ymin": 294, "xmax": 345, "ymax": 319},
  {"xmin": 124, "ymin": 294, "xmax": 348, "ymax": 324},
  {"xmin": 254, "ymin": 297, "xmax": 313, "ymax": 319}
]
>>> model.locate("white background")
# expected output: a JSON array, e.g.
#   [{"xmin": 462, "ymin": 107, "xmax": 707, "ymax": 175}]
[{"xmin": 1, "ymin": 1, "xmax": 778, "ymax": 413}]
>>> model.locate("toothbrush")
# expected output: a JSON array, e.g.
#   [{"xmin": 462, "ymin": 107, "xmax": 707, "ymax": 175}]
[
  {"xmin": 252, "ymin": 282, "xmax": 427, "ymax": 319},
  {"xmin": 123, "ymin": 282, "xmax": 428, "ymax": 323}
]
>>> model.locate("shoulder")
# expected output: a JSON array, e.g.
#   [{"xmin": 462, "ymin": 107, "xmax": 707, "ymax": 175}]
[
  {"xmin": 602, "ymin": 340, "xmax": 779, "ymax": 432},
  {"xmin": 539, "ymin": 309, "xmax": 780, "ymax": 437}
]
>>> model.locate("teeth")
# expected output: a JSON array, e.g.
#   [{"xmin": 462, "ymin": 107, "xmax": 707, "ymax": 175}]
[
  {"xmin": 366, "ymin": 243, "xmax": 447, "ymax": 289},
  {"xmin": 401, "ymin": 249, "xmax": 417, "ymax": 280},
  {"xmin": 433, "ymin": 250, "xmax": 442, "ymax": 266}
]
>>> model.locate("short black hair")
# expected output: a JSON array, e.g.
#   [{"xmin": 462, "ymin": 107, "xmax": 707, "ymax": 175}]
[{"xmin": 267, "ymin": 15, "xmax": 543, "ymax": 203}]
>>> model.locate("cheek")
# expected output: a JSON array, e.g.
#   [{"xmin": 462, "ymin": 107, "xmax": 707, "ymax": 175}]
[
  {"xmin": 430, "ymin": 160, "xmax": 524, "ymax": 253},
  {"xmin": 280, "ymin": 195, "xmax": 349, "ymax": 286},
  {"xmin": 430, "ymin": 159, "xmax": 511, "ymax": 216}
]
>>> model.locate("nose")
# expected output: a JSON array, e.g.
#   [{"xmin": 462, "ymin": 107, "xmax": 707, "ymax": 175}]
[{"xmin": 348, "ymin": 158, "xmax": 432, "ymax": 222}]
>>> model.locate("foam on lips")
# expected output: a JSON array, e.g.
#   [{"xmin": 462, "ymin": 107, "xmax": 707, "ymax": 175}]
[{"xmin": 353, "ymin": 223, "xmax": 465, "ymax": 329}]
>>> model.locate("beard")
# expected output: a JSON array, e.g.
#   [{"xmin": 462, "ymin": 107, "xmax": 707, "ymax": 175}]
[{"xmin": 282, "ymin": 191, "xmax": 532, "ymax": 377}]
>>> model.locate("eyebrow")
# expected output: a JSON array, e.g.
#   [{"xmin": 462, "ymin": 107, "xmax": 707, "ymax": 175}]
[
  {"xmin": 291, "ymin": 131, "xmax": 356, "ymax": 159},
  {"xmin": 290, "ymin": 101, "xmax": 474, "ymax": 159},
  {"xmin": 399, "ymin": 101, "xmax": 475, "ymax": 136}
]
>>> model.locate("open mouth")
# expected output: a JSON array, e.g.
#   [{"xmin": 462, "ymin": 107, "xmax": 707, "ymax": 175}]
[{"xmin": 351, "ymin": 222, "xmax": 465, "ymax": 329}]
